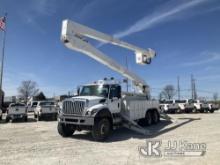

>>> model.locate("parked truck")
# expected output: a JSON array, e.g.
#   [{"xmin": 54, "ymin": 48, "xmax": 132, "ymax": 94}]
[
  {"xmin": 57, "ymin": 20, "xmax": 165, "ymax": 141},
  {"xmin": 34, "ymin": 101, "xmax": 58, "ymax": 121},
  {"xmin": 6, "ymin": 103, "xmax": 28, "ymax": 122}
]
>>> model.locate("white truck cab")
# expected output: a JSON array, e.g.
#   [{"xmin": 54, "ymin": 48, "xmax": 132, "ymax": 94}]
[
  {"xmin": 6, "ymin": 103, "xmax": 28, "ymax": 122},
  {"xmin": 58, "ymin": 80, "xmax": 160, "ymax": 141},
  {"xmin": 34, "ymin": 101, "xmax": 58, "ymax": 121},
  {"xmin": 175, "ymin": 100, "xmax": 187, "ymax": 113}
]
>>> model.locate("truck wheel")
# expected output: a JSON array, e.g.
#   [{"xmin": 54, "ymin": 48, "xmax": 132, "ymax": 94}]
[
  {"xmin": 192, "ymin": 108, "xmax": 196, "ymax": 113},
  {"xmin": 37, "ymin": 114, "xmax": 42, "ymax": 121},
  {"xmin": 53, "ymin": 114, "xmax": 58, "ymax": 121},
  {"xmin": 24, "ymin": 116, "xmax": 28, "ymax": 122},
  {"xmin": 145, "ymin": 111, "xmax": 152, "ymax": 126},
  {"xmin": 57, "ymin": 123, "xmax": 75, "ymax": 137},
  {"xmin": 200, "ymin": 109, "xmax": 204, "ymax": 113},
  {"xmin": 92, "ymin": 118, "xmax": 111, "ymax": 141},
  {"xmin": 209, "ymin": 109, "xmax": 214, "ymax": 113},
  {"xmin": 0, "ymin": 115, "xmax": 2, "ymax": 120},
  {"xmin": 34, "ymin": 113, "xmax": 37, "ymax": 118},
  {"xmin": 152, "ymin": 110, "xmax": 159, "ymax": 124},
  {"xmin": 6, "ymin": 117, "xmax": 10, "ymax": 123}
]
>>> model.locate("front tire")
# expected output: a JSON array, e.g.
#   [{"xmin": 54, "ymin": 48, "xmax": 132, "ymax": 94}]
[
  {"xmin": 24, "ymin": 116, "xmax": 28, "ymax": 122},
  {"xmin": 92, "ymin": 118, "xmax": 111, "ymax": 141},
  {"xmin": 57, "ymin": 123, "xmax": 75, "ymax": 137}
]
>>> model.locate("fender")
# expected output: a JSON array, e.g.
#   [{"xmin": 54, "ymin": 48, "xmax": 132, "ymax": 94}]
[{"xmin": 93, "ymin": 108, "xmax": 113, "ymax": 126}]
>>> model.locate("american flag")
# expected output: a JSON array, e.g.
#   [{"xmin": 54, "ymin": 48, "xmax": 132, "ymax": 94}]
[{"xmin": 0, "ymin": 16, "xmax": 6, "ymax": 31}]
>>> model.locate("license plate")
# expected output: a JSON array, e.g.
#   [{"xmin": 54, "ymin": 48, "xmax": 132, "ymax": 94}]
[{"xmin": 14, "ymin": 114, "xmax": 22, "ymax": 118}]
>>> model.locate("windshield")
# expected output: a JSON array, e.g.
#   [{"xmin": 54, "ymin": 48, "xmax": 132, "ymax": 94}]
[
  {"xmin": 80, "ymin": 85, "xmax": 109, "ymax": 97},
  {"xmin": 160, "ymin": 100, "xmax": 173, "ymax": 104},
  {"xmin": 10, "ymin": 103, "xmax": 25, "ymax": 107},
  {"xmin": 32, "ymin": 102, "xmax": 38, "ymax": 107},
  {"xmin": 39, "ymin": 102, "xmax": 55, "ymax": 106},
  {"xmin": 175, "ymin": 100, "xmax": 186, "ymax": 103}
]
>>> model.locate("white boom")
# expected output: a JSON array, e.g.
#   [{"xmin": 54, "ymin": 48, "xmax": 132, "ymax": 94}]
[{"xmin": 61, "ymin": 19, "xmax": 156, "ymax": 93}]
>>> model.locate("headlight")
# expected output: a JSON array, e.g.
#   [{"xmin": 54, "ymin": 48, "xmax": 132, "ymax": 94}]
[{"xmin": 85, "ymin": 108, "xmax": 99, "ymax": 116}]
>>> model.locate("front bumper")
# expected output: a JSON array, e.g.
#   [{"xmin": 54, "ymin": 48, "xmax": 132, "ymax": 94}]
[
  {"xmin": 7, "ymin": 113, "xmax": 27, "ymax": 119},
  {"xmin": 40, "ymin": 112, "xmax": 57, "ymax": 117},
  {"xmin": 58, "ymin": 113, "xmax": 94, "ymax": 126}
]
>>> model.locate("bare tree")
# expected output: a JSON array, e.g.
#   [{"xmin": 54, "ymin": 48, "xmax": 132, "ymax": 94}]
[
  {"xmin": 18, "ymin": 80, "xmax": 39, "ymax": 103},
  {"xmin": 161, "ymin": 85, "xmax": 176, "ymax": 100},
  {"xmin": 213, "ymin": 92, "xmax": 218, "ymax": 102}
]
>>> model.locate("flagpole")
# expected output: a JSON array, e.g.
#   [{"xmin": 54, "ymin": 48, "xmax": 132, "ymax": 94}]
[{"xmin": 0, "ymin": 13, "xmax": 7, "ymax": 106}]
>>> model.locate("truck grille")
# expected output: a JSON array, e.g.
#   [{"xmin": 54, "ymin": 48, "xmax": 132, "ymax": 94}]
[{"xmin": 62, "ymin": 100, "xmax": 85, "ymax": 115}]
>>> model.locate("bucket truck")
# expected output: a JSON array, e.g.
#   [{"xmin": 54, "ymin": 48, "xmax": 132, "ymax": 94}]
[{"xmin": 57, "ymin": 20, "xmax": 168, "ymax": 141}]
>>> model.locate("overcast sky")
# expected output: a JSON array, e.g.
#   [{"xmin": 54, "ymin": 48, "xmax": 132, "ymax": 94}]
[{"xmin": 0, "ymin": 0, "xmax": 220, "ymax": 99}]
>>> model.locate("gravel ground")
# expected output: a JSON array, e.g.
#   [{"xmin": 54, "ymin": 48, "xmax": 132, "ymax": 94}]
[{"xmin": 0, "ymin": 111, "xmax": 220, "ymax": 165}]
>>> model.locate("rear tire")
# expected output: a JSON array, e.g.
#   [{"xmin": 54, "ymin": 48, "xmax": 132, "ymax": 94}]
[
  {"xmin": 145, "ymin": 111, "xmax": 152, "ymax": 126},
  {"xmin": 200, "ymin": 109, "xmax": 204, "ymax": 113},
  {"xmin": 152, "ymin": 110, "xmax": 159, "ymax": 124},
  {"xmin": 24, "ymin": 116, "xmax": 28, "ymax": 122},
  {"xmin": 57, "ymin": 123, "xmax": 75, "ymax": 137},
  {"xmin": 37, "ymin": 114, "xmax": 42, "ymax": 121},
  {"xmin": 209, "ymin": 109, "xmax": 214, "ymax": 113},
  {"xmin": 92, "ymin": 118, "xmax": 111, "ymax": 141},
  {"xmin": 6, "ymin": 117, "xmax": 10, "ymax": 122}
]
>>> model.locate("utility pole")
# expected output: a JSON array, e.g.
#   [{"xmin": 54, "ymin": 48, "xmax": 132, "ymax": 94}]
[
  {"xmin": 191, "ymin": 74, "xmax": 197, "ymax": 100},
  {"xmin": 0, "ymin": 13, "xmax": 7, "ymax": 108},
  {"xmin": 177, "ymin": 76, "xmax": 180, "ymax": 100},
  {"xmin": 191, "ymin": 75, "xmax": 194, "ymax": 100},
  {"xmin": 193, "ymin": 78, "xmax": 197, "ymax": 100}
]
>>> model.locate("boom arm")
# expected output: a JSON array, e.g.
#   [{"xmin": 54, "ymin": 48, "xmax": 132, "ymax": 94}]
[{"xmin": 61, "ymin": 19, "xmax": 156, "ymax": 93}]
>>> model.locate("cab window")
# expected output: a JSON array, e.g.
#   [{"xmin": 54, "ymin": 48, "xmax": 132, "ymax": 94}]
[{"xmin": 109, "ymin": 85, "xmax": 121, "ymax": 99}]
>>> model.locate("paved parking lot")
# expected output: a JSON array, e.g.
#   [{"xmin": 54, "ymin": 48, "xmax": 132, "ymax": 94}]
[{"xmin": 0, "ymin": 111, "xmax": 220, "ymax": 165}]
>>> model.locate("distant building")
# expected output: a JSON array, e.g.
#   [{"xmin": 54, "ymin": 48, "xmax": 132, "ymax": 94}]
[{"xmin": 54, "ymin": 95, "xmax": 72, "ymax": 102}]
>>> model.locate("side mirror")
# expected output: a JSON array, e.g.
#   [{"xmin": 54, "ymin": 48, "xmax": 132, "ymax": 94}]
[{"xmin": 77, "ymin": 87, "xmax": 80, "ymax": 96}]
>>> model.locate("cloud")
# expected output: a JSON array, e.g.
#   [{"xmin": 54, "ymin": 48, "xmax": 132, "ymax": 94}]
[
  {"xmin": 18, "ymin": 0, "xmax": 57, "ymax": 33},
  {"xmin": 182, "ymin": 52, "xmax": 220, "ymax": 66},
  {"xmin": 113, "ymin": 0, "xmax": 209, "ymax": 39}
]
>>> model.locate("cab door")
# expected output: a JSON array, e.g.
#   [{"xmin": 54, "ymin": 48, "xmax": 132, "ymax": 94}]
[{"xmin": 108, "ymin": 85, "xmax": 121, "ymax": 114}]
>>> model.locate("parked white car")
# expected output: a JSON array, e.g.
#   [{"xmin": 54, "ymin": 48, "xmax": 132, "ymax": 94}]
[
  {"xmin": 159, "ymin": 100, "xmax": 170, "ymax": 112},
  {"xmin": 34, "ymin": 101, "xmax": 58, "ymax": 121},
  {"xmin": 168, "ymin": 100, "xmax": 179, "ymax": 113},
  {"xmin": 175, "ymin": 100, "xmax": 187, "ymax": 113},
  {"xmin": 0, "ymin": 108, "xmax": 2, "ymax": 120},
  {"xmin": 27, "ymin": 101, "xmax": 38, "ymax": 112},
  {"xmin": 6, "ymin": 103, "xmax": 28, "ymax": 122}
]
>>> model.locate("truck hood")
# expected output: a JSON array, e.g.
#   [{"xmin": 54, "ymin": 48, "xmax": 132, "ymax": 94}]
[
  {"xmin": 71, "ymin": 96, "xmax": 106, "ymax": 107},
  {"xmin": 73, "ymin": 96, "xmax": 104, "ymax": 101}
]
